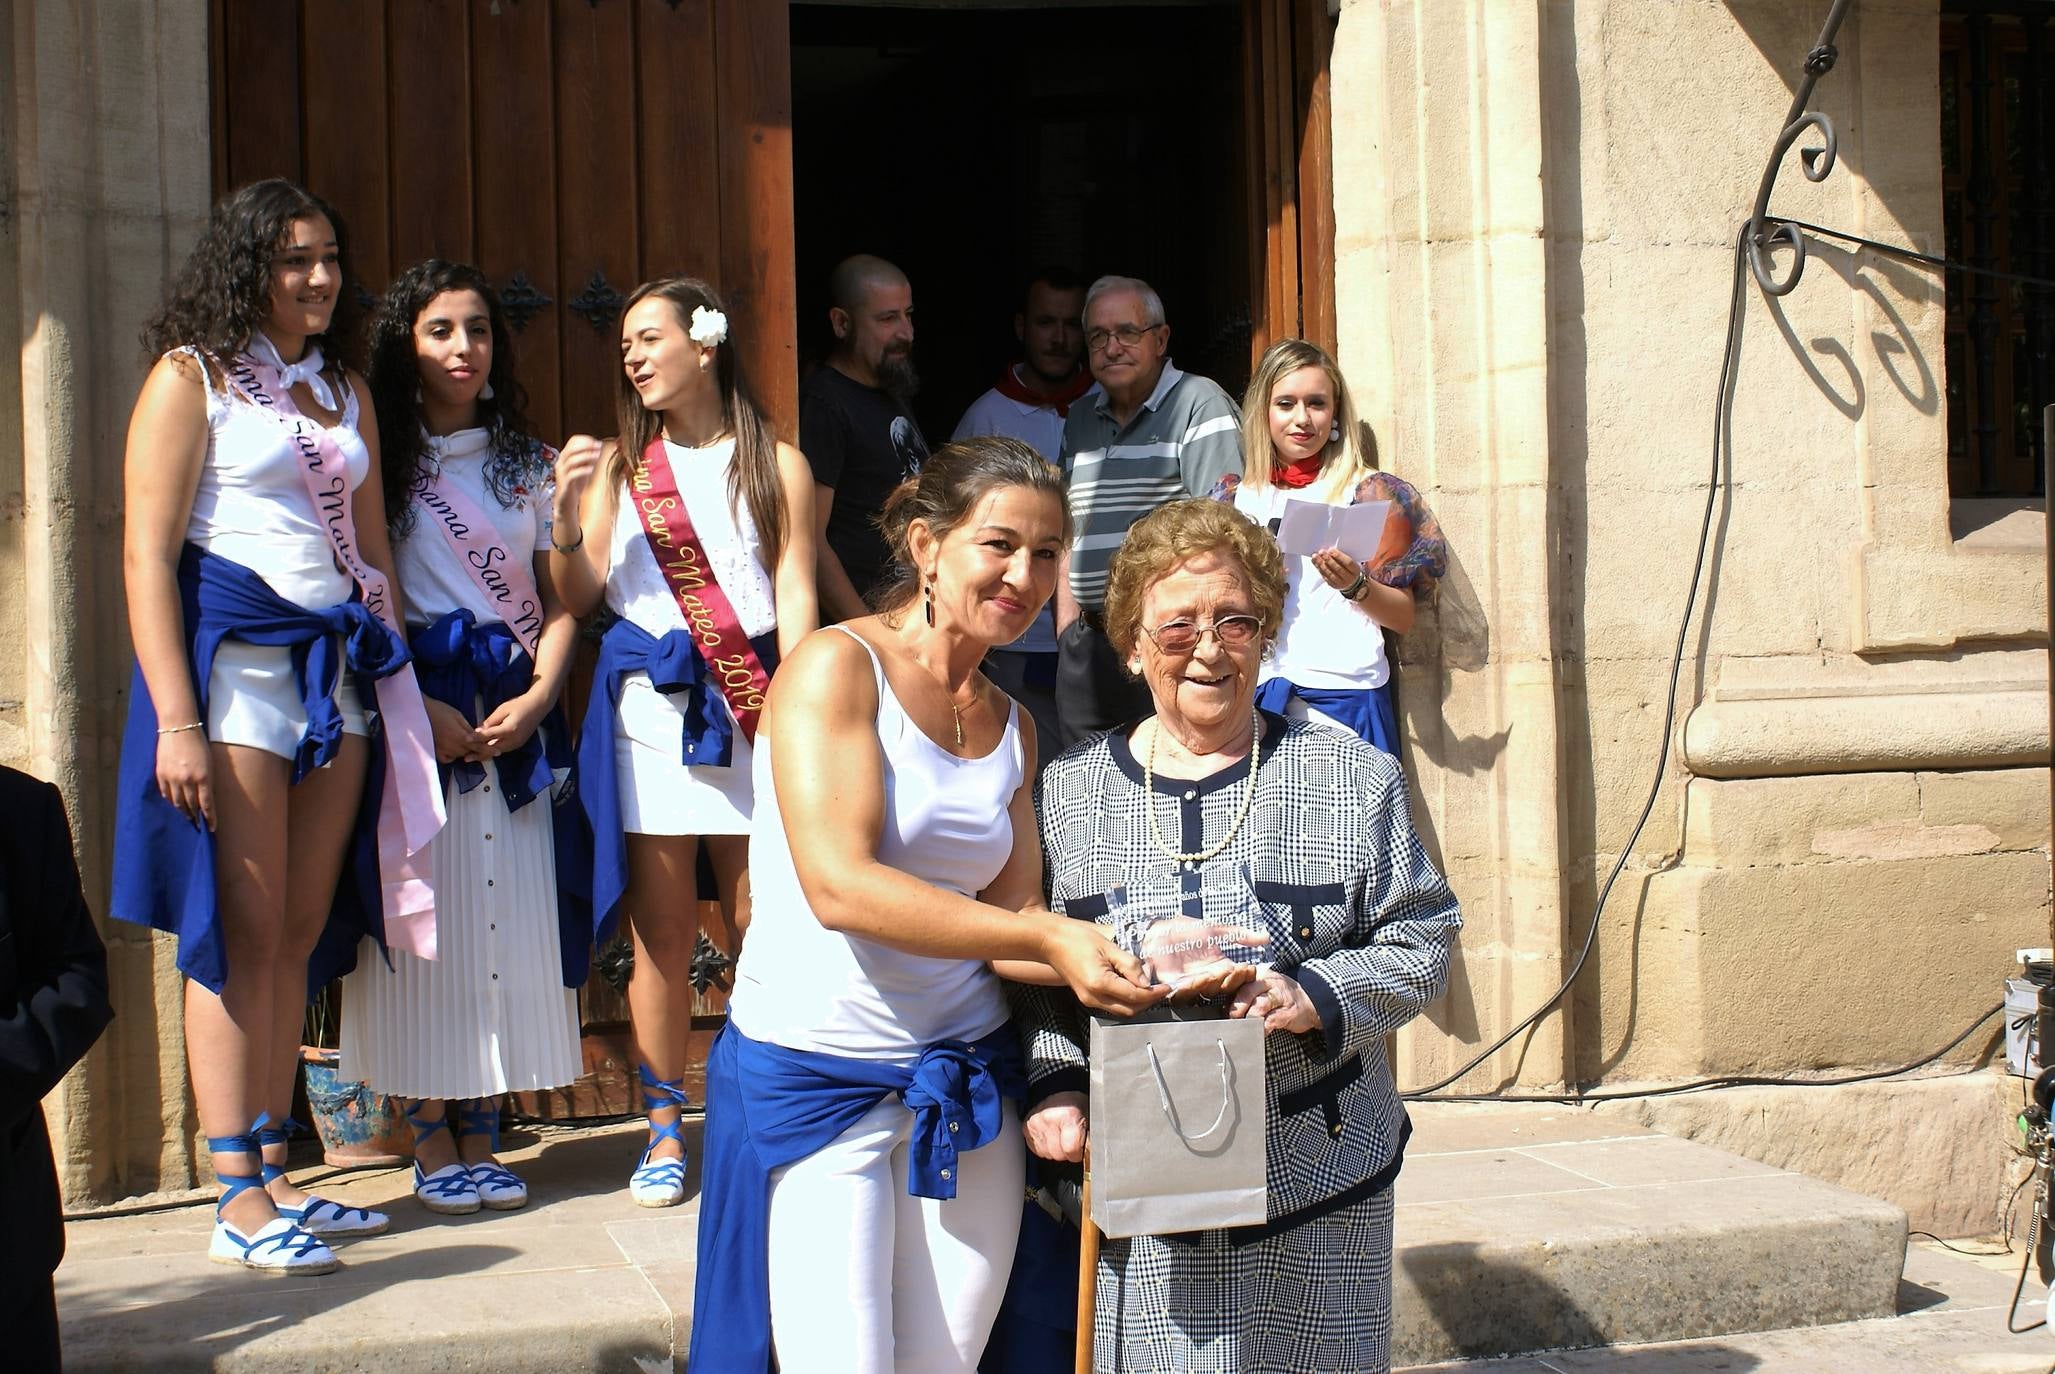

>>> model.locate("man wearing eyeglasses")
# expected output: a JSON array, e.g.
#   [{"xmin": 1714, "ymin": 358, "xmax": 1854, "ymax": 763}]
[{"xmin": 1052, "ymin": 275, "xmax": 1242, "ymax": 749}]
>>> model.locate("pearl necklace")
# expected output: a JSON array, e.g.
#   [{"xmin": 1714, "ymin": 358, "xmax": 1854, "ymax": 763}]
[{"xmin": 1142, "ymin": 706, "xmax": 1263, "ymax": 865}]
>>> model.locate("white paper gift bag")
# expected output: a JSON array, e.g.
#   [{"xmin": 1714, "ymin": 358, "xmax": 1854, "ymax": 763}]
[{"xmin": 1088, "ymin": 1009, "xmax": 1268, "ymax": 1239}]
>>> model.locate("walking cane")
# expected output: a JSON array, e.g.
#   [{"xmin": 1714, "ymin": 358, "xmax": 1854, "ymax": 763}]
[{"xmin": 1074, "ymin": 1142, "xmax": 1099, "ymax": 1374}]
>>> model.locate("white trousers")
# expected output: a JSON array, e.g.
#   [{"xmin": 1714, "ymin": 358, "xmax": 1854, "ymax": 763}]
[{"xmin": 766, "ymin": 1094, "xmax": 1025, "ymax": 1374}]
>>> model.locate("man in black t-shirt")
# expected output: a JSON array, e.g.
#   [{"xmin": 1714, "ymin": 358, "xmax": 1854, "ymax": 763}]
[{"xmin": 804, "ymin": 254, "xmax": 930, "ymax": 620}]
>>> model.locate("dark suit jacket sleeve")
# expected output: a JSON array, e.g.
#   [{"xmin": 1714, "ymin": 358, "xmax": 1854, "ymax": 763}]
[{"xmin": 0, "ymin": 773, "xmax": 114, "ymax": 1134}]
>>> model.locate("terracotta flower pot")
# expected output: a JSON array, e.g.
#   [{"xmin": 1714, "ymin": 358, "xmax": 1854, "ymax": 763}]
[{"xmin": 300, "ymin": 1046, "xmax": 412, "ymax": 1167}]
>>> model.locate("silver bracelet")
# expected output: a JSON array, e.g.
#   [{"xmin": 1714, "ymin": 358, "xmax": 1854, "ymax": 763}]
[
  {"xmin": 1341, "ymin": 569, "xmax": 1370, "ymax": 602},
  {"xmin": 550, "ymin": 525, "xmax": 584, "ymax": 555},
  {"xmin": 157, "ymin": 721, "xmax": 205, "ymax": 736}
]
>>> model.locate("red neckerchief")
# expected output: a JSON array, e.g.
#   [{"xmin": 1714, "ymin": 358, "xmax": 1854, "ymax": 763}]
[
  {"xmin": 993, "ymin": 364, "xmax": 1094, "ymax": 418},
  {"xmin": 1273, "ymin": 454, "xmax": 1325, "ymax": 489}
]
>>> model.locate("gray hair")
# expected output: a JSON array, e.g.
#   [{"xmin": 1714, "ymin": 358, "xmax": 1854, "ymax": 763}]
[{"xmin": 1084, "ymin": 274, "xmax": 1165, "ymax": 328}]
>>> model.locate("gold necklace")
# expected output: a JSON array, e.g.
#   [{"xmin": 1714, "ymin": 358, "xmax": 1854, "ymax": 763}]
[
  {"xmin": 1142, "ymin": 707, "xmax": 1263, "ymax": 865},
  {"xmin": 950, "ymin": 698, "xmax": 964, "ymax": 748}
]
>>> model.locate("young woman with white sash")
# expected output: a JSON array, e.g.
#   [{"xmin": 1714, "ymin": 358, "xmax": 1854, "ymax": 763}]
[
  {"xmin": 339, "ymin": 260, "xmax": 584, "ymax": 1216},
  {"xmin": 113, "ymin": 180, "xmax": 445, "ymax": 1274},
  {"xmin": 550, "ymin": 277, "xmax": 819, "ymax": 1207}
]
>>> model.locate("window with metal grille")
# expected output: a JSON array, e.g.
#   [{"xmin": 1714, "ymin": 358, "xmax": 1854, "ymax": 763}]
[{"xmin": 1940, "ymin": 4, "xmax": 2053, "ymax": 498}]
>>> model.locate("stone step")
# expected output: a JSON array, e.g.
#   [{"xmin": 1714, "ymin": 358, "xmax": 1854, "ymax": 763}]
[
  {"xmin": 1392, "ymin": 1103, "xmax": 1910, "ymax": 1366},
  {"xmin": 55, "ymin": 1104, "xmax": 1910, "ymax": 1371}
]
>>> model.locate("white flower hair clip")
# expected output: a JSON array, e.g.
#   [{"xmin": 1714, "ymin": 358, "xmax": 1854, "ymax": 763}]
[{"xmin": 689, "ymin": 305, "xmax": 729, "ymax": 348}]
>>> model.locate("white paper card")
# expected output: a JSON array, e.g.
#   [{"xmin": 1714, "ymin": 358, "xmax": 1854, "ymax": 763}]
[{"xmin": 1275, "ymin": 498, "xmax": 1390, "ymax": 562}]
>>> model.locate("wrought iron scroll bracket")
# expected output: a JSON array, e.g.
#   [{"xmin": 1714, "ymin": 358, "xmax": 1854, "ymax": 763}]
[{"xmin": 1746, "ymin": 0, "xmax": 1857, "ymax": 297}]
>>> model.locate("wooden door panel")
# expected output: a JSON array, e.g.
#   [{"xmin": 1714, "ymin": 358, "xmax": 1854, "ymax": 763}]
[
  {"xmin": 301, "ymin": 1, "xmax": 391, "ymax": 302},
  {"xmin": 214, "ymin": 0, "xmax": 303, "ymax": 190},
  {"xmin": 1242, "ymin": 0, "xmax": 1337, "ymax": 363},
  {"xmin": 470, "ymin": 0, "xmax": 563, "ymax": 440},
  {"xmin": 551, "ymin": 0, "xmax": 640, "ymax": 439},
  {"xmin": 389, "ymin": 2, "xmax": 475, "ymax": 266},
  {"xmin": 637, "ymin": 0, "xmax": 724, "ymax": 286},
  {"xmin": 714, "ymin": 0, "xmax": 798, "ymax": 443}
]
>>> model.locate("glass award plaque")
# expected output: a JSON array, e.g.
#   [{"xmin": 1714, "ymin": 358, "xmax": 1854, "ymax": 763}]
[{"xmin": 1103, "ymin": 864, "xmax": 1270, "ymax": 993}]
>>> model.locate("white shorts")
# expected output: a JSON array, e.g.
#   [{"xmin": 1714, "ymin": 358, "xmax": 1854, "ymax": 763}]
[
  {"xmin": 613, "ymin": 670, "xmax": 753, "ymax": 836},
  {"xmin": 206, "ymin": 639, "xmax": 370, "ymax": 759}
]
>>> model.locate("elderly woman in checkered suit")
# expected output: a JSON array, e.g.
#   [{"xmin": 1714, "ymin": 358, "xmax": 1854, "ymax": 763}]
[{"xmin": 1003, "ymin": 498, "xmax": 1463, "ymax": 1374}]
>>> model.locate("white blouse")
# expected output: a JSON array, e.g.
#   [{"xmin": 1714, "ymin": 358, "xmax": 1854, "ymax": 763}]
[
  {"xmin": 605, "ymin": 437, "xmax": 778, "ymax": 748},
  {"xmin": 396, "ymin": 428, "xmax": 552, "ymax": 626},
  {"xmin": 181, "ymin": 348, "xmax": 369, "ymax": 610},
  {"xmin": 1232, "ymin": 481, "xmax": 1390, "ymax": 692}
]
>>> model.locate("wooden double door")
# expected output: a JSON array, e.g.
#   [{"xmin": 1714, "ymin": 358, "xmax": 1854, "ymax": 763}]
[
  {"xmin": 213, "ymin": 0, "xmax": 1337, "ymax": 1105},
  {"xmin": 212, "ymin": 0, "xmax": 798, "ymax": 443}
]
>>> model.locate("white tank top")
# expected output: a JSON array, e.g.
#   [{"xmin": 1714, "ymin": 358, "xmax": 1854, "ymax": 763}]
[
  {"xmin": 180, "ymin": 348, "xmax": 369, "ymax": 610},
  {"xmin": 396, "ymin": 428, "xmax": 554, "ymax": 626},
  {"xmin": 728, "ymin": 626, "xmax": 1021, "ymax": 1061},
  {"xmin": 604, "ymin": 438, "xmax": 778, "ymax": 749}
]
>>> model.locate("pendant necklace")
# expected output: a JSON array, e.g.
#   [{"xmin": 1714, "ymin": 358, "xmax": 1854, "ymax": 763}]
[{"xmin": 1142, "ymin": 706, "xmax": 1263, "ymax": 865}]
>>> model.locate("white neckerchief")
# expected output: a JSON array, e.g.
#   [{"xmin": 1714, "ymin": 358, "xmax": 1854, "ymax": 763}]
[
  {"xmin": 248, "ymin": 331, "xmax": 341, "ymax": 414},
  {"xmin": 424, "ymin": 426, "xmax": 492, "ymax": 462}
]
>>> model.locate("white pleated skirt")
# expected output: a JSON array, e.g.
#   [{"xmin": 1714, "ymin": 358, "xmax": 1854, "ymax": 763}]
[{"xmin": 339, "ymin": 772, "xmax": 581, "ymax": 1101}]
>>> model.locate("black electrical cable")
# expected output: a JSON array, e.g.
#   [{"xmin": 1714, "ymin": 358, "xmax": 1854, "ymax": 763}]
[
  {"xmin": 1777, "ymin": 216, "xmax": 2055, "ymax": 291},
  {"xmin": 1411, "ymin": 1001, "xmax": 2002, "ymax": 1104},
  {"xmin": 1401, "ymin": 225, "xmax": 1753, "ymax": 1101},
  {"xmin": 1403, "ymin": 205, "xmax": 2040, "ymax": 1103}
]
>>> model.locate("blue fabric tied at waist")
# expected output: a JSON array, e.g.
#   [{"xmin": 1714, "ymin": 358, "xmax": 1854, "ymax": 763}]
[
  {"xmin": 1254, "ymin": 676, "xmax": 1398, "ymax": 756},
  {"xmin": 688, "ymin": 1024, "xmax": 1025, "ymax": 1373},
  {"xmin": 409, "ymin": 609, "xmax": 559, "ymax": 812},
  {"xmin": 110, "ymin": 545, "xmax": 409, "ymax": 995},
  {"xmin": 573, "ymin": 616, "xmax": 777, "ymax": 950}
]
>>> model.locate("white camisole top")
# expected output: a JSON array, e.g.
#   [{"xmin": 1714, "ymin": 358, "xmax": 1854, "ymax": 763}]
[{"xmin": 728, "ymin": 626, "xmax": 1022, "ymax": 1061}]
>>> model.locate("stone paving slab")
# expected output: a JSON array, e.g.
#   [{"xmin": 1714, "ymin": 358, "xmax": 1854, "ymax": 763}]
[
  {"xmin": 58, "ymin": 1119, "xmax": 694, "ymax": 1374},
  {"xmin": 1399, "ymin": 1240, "xmax": 2055, "ymax": 1372},
  {"xmin": 56, "ymin": 1102, "xmax": 1917, "ymax": 1372},
  {"xmin": 1392, "ymin": 1107, "xmax": 1908, "ymax": 1366}
]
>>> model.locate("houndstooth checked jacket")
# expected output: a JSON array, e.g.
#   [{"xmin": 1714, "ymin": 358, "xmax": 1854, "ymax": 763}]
[{"xmin": 1011, "ymin": 714, "xmax": 1462, "ymax": 1238}]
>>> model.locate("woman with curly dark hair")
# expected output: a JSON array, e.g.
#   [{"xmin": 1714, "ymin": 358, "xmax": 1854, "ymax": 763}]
[
  {"xmin": 339, "ymin": 260, "xmax": 582, "ymax": 1217},
  {"xmin": 111, "ymin": 179, "xmax": 446, "ymax": 1274}
]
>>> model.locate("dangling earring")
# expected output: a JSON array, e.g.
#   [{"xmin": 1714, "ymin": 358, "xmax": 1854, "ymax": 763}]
[
  {"xmin": 414, "ymin": 382, "xmax": 423, "ymax": 404},
  {"xmin": 1329, "ymin": 423, "xmax": 1341, "ymax": 442},
  {"xmin": 480, "ymin": 379, "xmax": 496, "ymax": 400},
  {"xmin": 923, "ymin": 580, "xmax": 936, "ymax": 627}
]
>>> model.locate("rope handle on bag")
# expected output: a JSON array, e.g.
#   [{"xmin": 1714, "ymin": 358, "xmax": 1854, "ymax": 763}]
[{"xmin": 1145, "ymin": 1039, "xmax": 1233, "ymax": 1143}]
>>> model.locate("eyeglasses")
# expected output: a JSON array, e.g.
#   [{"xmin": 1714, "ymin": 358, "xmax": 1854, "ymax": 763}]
[
  {"xmin": 1084, "ymin": 323, "xmax": 1161, "ymax": 354},
  {"xmin": 1140, "ymin": 615, "xmax": 1263, "ymax": 654}
]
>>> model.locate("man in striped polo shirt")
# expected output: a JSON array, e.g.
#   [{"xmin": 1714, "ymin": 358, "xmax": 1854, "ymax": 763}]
[{"xmin": 1053, "ymin": 275, "xmax": 1244, "ymax": 747}]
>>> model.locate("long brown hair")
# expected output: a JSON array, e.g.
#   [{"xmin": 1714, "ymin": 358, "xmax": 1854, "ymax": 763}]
[{"xmin": 608, "ymin": 278, "xmax": 786, "ymax": 565}]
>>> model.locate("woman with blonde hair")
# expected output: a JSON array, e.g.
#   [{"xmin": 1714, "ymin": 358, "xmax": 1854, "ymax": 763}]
[
  {"xmin": 549, "ymin": 277, "xmax": 818, "ymax": 1206},
  {"xmin": 1212, "ymin": 338, "xmax": 1445, "ymax": 754}
]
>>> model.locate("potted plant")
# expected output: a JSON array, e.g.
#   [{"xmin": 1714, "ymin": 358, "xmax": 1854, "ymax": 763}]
[{"xmin": 300, "ymin": 980, "xmax": 412, "ymax": 1166}]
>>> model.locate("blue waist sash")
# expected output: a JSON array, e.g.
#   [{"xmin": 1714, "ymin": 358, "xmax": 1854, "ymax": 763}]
[
  {"xmin": 688, "ymin": 1024, "xmax": 1025, "ymax": 1373},
  {"xmin": 573, "ymin": 617, "xmax": 777, "ymax": 949},
  {"xmin": 111, "ymin": 545, "xmax": 412, "ymax": 995},
  {"xmin": 1254, "ymin": 676, "xmax": 1398, "ymax": 757},
  {"xmin": 409, "ymin": 609, "xmax": 565, "ymax": 813},
  {"xmin": 407, "ymin": 609, "xmax": 590, "ymax": 989}
]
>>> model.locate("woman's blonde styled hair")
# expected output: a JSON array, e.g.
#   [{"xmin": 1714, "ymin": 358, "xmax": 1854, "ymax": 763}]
[
  {"xmin": 1102, "ymin": 500, "xmax": 1286, "ymax": 661},
  {"xmin": 1237, "ymin": 338, "xmax": 1373, "ymax": 503}
]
